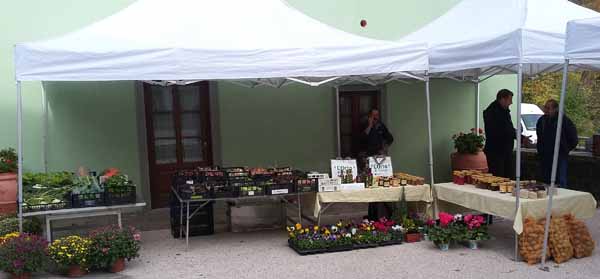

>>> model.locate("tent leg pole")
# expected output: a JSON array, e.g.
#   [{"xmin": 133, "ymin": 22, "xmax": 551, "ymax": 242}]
[
  {"xmin": 41, "ymin": 82, "xmax": 48, "ymax": 173},
  {"xmin": 16, "ymin": 80, "xmax": 24, "ymax": 233},
  {"xmin": 539, "ymin": 61, "xmax": 569, "ymax": 271},
  {"xmin": 476, "ymin": 80, "xmax": 481, "ymax": 129},
  {"xmin": 335, "ymin": 87, "xmax": 341, "ymax": 157},
  {"xmin": 424, "ymin": 72, "xmax": 436, "ymax": 216},
  {"xmin": 514, "ymin": 64, "xmax": 523, "ymax": 262}
]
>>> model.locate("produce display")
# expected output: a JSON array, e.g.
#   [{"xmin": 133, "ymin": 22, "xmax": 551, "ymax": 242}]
[
  {"xmin": 518, "ymin": 217, "xmax": 549, "ymax": 265},
  {"xmin": 453, "ymin": 170, "xmax": 555, "ymax": 199},
  {"xmin": 564, "ymin": 214, "xmax": 595, "ymax": 258},
  {"xmin": 21, "ymin": 168, "xmax": 136, "ymax": 212},
  {"xmin": 394, "ymin": 173, "xmax": 425, "ymax": 186},
  {"xmin": 548, "ymin": 216, "xmax": 574, "ymax": 264}
]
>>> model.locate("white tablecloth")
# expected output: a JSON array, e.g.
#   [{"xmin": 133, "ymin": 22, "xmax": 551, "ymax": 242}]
[{"xmin": 435, "ymin": 183, "xmax": 597, "ymax": 234}]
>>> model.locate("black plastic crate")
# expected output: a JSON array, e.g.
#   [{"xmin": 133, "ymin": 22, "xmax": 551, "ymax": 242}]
[
  {"xmin": 175, "ymin": 183, "xmax": 211, "ymax": 200},
  {"xmin": 211, "ymin": 183, "xmax": 238, "ymax": 198},
  {"xmin": 238, "ymin": 181, "xmax": 265, "ymax": 197},
  {"xmin": 265, "ymin": 183, "xmax": 295, "ymax": 195},
  {"xmin": 105, "ymin": 186, "xmax": 136, "ymax": 205},
  {"xmin": 71, "ymin": 192, "xmax": 105, "ymax": 208}
]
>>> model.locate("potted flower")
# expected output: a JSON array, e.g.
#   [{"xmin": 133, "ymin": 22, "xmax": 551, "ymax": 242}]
[
  {"xmin": 48, "ymin": 235, "xmax": 92, "ymax": 277},
  {"xmin": 0, "ymin": 233, "xmax": 48, "ymax": 279},
  {"xmin": 461, "ymin": 214, "xmax": 490, "ymax": 249},
  {"xmin": 0, "ymin": 148, "xmax": 18, "ymax": 212},
  {"xmin": 450, "ymin": 129, "xmax": 488, "ymax": 172},
  {"xmin": 428, "ymin": 212, "xmax": 459, "ymax": 251},
  {"xmin": 373, "ymin": 217, "xmax": 403, "ymax": 245},
  {"xmin": 402, "ymin": 217, "xmax": 421, "ymax": 243},
  {"xmin": 88, "ymin": 226, "xmax": 141, "ymax": 273}
]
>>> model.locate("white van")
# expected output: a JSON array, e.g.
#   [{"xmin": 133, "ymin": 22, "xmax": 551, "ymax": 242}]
[{"xmin": 521, "ymin": 103, "xmax": 544, "ymax": 145}]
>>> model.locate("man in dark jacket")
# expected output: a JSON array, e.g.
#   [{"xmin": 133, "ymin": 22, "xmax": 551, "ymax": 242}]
[
  {"xmin": 536, "ymin": 99, "xmax": 578, "ymax": 187},
  {"xmin": 483, "ymin": 89, "xmax": 517, "ymax": 178},
  {"xmin": 362, "ymin": 109, "xmax": 394, "ymax": 220}
]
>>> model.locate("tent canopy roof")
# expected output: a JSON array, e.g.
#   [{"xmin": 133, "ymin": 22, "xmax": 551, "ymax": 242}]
[
  {"xmin": 566, "ymin": 17, "xmax": 600, "ymax": 68},
  {"xmin": 402, "ymin": 0, "xmax": 599, "ymax": 78},
  {"xmin": 15, "ymin": 0, "xmax": 427, "ymax": 82}
]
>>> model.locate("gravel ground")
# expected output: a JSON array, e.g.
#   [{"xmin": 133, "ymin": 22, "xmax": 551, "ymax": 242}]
[{"xmin": 4, "ymin": 209, "xmax": 599, "ymax": 279}]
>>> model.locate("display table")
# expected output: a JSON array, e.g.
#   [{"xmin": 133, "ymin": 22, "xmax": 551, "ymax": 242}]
[
  {"xmin": 23, "ymin": 202, "xmax": 147, "ymax": 241},
  {"xmin": 305, "ymin": 185, "xmax": 433, "ymax": 224},
  {"xmin": 435, "ymin": 183, "xmax": 597, "ymax": 234}
]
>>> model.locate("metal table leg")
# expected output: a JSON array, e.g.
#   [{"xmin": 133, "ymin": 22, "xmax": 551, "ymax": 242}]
[
  {"xmin": 46, "ymin": 217, "xmax": 52, "ymax": 242},
  {"xmin": 317, "ymin": 203, "xmax": 335, "ymax": 226},
  {"xmin": 179, "ymin": 199, "xmax": 183, "ymax": 239},
  {"xmin": 186, "ymin": 201, "xmax": 190, "ymax": 251},
  {"xmin": 117, "ymin": 212, "xmax": 122, "ymax": 228}
]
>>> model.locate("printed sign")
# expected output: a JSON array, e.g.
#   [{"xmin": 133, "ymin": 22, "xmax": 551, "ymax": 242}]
[
  {"xmin": 331, "ymin": 159, "xmax": 358, "ymax": 180},
  {"xmin": 368, "ymin": 156, "xmax": 393, "ymax": 177}
]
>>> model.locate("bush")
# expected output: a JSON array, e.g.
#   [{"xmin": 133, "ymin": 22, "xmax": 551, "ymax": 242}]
[
  {"xmin": 48, "ymin": 235, "xmax": 92, "ymax": 270},
  {"xmin": 0, "ymin": 233, "xmax": 49, "ymax": 276},
  {"xmin": 88, "ymin": 226, "xmax": 141, "ymax": 269},
  {"xmin": 0, "ymin": 148, "xmax": 17, "ymax": 173},
  {"xmin": 0, "ymin": 215, "xmax": 43, "ymax": 236}
]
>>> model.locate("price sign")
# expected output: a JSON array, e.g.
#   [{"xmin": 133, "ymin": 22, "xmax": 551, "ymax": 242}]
[
  {"xmin": 330, "ymin": 159, "xmax": 358, "ymax": 180},
  {"xmin": 368, "ymin": 156, "xmax": 393, "ymax": 177}
]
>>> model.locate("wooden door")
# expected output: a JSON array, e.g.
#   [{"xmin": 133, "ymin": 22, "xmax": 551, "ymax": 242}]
[
  {"xmin": 338, "ymin": 91, "xmax": 380, "ymax": 159},
  {"xmin": 144, "ymin": 82, "xmax": 213, "ymax": 208}
]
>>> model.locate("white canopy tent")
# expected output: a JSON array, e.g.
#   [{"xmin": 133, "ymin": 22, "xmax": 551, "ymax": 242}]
[
  {"xmin": 537, "ymin": 16, "xmax": 600, "ymax": 270},
  {"xmin": 400, "ymin": 0, "xmax": 599, "ymax": 264},
  {"xmin": 13, "ymin": 0, "xmax": 433, "ymax": 233}
]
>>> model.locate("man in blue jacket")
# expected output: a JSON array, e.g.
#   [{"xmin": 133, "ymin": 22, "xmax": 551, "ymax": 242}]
[{"xmin": 536, "ymin": 99, "xmax": 578, "ymax": 188}]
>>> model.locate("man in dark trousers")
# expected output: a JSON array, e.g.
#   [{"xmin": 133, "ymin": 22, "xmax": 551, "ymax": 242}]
[
  {"xmin": 536, "ymin": 99, "xmax": 578, "ymax": 188},
  {"xmin": 362, "ymin": 109, "xmax": 394, "ymax": 220},
  {"xmin": 483, "ymin": 89, "xmax": 517, "ymax": 178}
]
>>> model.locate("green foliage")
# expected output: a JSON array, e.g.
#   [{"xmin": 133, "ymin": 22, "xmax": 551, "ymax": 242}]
[
  {"xmin": 72, "ymin": 176, "xmax": 102, "ymax": 194},
  {"xmin": 0, "ymin": 148, "xmax": 17, "ymax": 173},
  {"xmin": 428, "ymin": 223, "xmax": 461, "ymax": 244},
  {"xmin": 523, "ymin": 72, "xmax": 600, "ymax": 136},
  {"xmin": 103, "ymin": 174, "xmax": 134, "ymax": 193},
  {"xmin": 452, "ymin": 129, "xmax": 485, "ymax": 154},
  {"xmin": 0, "ymin": 216, "xmax": 43, "ymax": 236},
  {"xmin": 391, "ymin": 186, "xmax": 409, "ymax": 224}
]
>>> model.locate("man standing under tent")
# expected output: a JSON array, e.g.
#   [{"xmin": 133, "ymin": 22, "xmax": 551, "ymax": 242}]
[
  {"xmin": 536, "ymin": 99, "xmax": 578, "ymax": 188},
  {"xmin": 361, "ymin": 109, "xmax": 394, "ymax": 220},
  {"xmin": 483, "ymin": 89, "xmax": 517, "ymax": 178}
]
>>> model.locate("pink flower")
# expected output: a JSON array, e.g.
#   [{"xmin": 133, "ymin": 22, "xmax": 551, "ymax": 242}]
[
  {"xmin": 102, "ymin": 248, "xmax": 109, "ymax": 254},
  {"xmin": 133, "ymin": 233, "xmax": 141, "ymax": 241},
  {"xmin": 439, "ymin": 212, "xmax": 454, "ymax": 227},
  {"xmin": 426, "ymin": 219, "xmax": 435, "ymax": 227},
  {"xmin": 464, "ymin": 214, "xmax": 473, "ymax": 223}
]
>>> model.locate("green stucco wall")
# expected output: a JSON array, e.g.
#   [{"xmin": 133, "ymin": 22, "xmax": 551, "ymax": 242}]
[{"xmin": 0, "ymin": 0, "xmax": 517, "ymax": 206}]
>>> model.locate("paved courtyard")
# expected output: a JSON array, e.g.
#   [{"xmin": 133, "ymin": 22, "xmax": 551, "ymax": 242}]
[{"xmin": 13, "ymin": 207, "xmax": 598, "ymax": 279}]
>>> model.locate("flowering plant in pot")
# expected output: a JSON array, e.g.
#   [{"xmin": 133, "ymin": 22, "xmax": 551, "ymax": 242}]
[
  {"xmin": 451, "ymin": 129, "xmax": 488, "ymax": 172},
  {"xmin": 458, "ymin": 214, "xmax": 490, "ymax": 249},
  {"xmin": 88, "ymin": 226, "xmax": 141, "ymax": 273},
  {"xmin": 0, "ymin": 148, "xmax": 18, "ymax": 207},
  {"xmin": 48, "ymin": 235, "xmax": 92, "ymax": 277},
  {"xmin": 0, "ymin": 233, "xmax": 48, "ymax": 279},
  {"xmin": 428, "ymin": 212, "xmax": 461, "ymax": 251},
  {"xmin": 373, "ymin": 217, "xmax": 403, "ymax": 244}
]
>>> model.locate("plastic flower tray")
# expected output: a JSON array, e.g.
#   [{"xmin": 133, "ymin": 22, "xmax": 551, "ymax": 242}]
[
  {"xmin": 105, "ymin": 186, "xmax": 136, "ymax": 205},
  {"xmin": 71, "ymin": 191, "xmax": 106, "ymax": 208}
]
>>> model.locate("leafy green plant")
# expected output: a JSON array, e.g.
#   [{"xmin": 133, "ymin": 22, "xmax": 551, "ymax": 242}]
[
  {"xmin": 103, "ymin": 174, "xmax": 134, "ymax": 193},
  {"xmin": 72, "ymin": 176, "xmax": 102, "ymax": 195},
  {"xmin": 0, "ymin": 148, "xmax": 17, "ymax": 173},
  {"xmin": 453, "ymin": 129, "xmax": 485, "ymax": 154},
  {"xmin": 0, "ymin": 215, "xmax": 43, "ymax": 236},
  {"xmin": 0, "ymin": 233, "xmax": 49, "ymax": 276},
  {"xmin": 22, "ymin": 172, "xmax": 74, "ymax": 206},
  {"xmin": 88, "ymin": 226, "xmax": 141, "ymax": 269}
]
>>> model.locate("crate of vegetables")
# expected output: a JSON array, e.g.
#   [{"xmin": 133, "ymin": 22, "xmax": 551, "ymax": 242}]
[
  {"xmin": 237, "ymin": 180, "xmax": 265, "ymax": 197},
  {"xmin": 22, "ymin": 172, "xmax": 74, "ymax": 212},
  {"xmin": 295, "ymin": 178, "xmax": 317, "ymax": 193},
  {"xmin": 210, "ymin": 181, "xmax": 238, "ymax": 198},
  {"xmin": 100, "ymin": 169, "xmax": 137, "ymax": 205},
  {"xmin": 71, "ymin": 175, "xmax": 106, "ymax": 208}
]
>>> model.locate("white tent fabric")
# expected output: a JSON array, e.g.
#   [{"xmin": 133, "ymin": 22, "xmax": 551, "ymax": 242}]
[
  {"xmin": 14, "ymin": 0, "xmax": 427, "ymax": 82},
  {"xmin": 403, "ymin": 0, "xmax": 599, "ymax": 77},
  {"xmin": 566, "ymin": 17, "xmax": 600, "ymax": 68}
]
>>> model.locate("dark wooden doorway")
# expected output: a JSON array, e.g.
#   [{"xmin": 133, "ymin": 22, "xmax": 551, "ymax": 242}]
[
  {"xmin": 338, "ymin": 91, "xmax": 380, "ymax": 159},
  {"xmin": 144, "ymin": 82, "xmax": 213, "ymax": 208}
]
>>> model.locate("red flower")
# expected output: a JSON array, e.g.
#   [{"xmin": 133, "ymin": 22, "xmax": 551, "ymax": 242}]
[
  {"xmin": 439, "ymin": 212, "xmax": 454, "ymax": 227},
  {"xmin": 478, "ymin": 128, "xmax": 484, "ymax": 134}
]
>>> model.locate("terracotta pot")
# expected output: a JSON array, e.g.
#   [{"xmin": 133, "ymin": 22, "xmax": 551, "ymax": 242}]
[
  {"xmin": 10, "ymin": 273, "xmax": 31, "ymax": 279},
  {"xmin": 0, "ymin": 201, "xmax": 17, "ymax": 214},
  {"xmin": 451, "ymin": 151, "xmax": 488, "ymax": 172},
  {"xmin": 67, "ymin": 265, "xmax": 87, "ymax": 277},
  {"xmin": 109, "ymin": 258, "xmax": 125, "ymax": 273},
  {"xmin": 405, "ymin": 233, "xmax": 421, "ymax": 243},
  {"xmin": 0, "ymin": 173, "xmax": 17, "ymax": 203}
]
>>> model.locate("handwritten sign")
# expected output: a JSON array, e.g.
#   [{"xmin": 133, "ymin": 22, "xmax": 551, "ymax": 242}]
[
  {"xmin": 368, "ymin": 156, "xmax": 393, "ymax": 177},
  {"xmin": 330, "ymin": 159, "xmax": 358, "ymax": 180}
]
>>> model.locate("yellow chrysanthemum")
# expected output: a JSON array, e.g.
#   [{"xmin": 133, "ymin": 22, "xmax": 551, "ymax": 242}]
[{"xmin": 295, "ymin": 223, "xmax": 302, "ymax": 230}]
